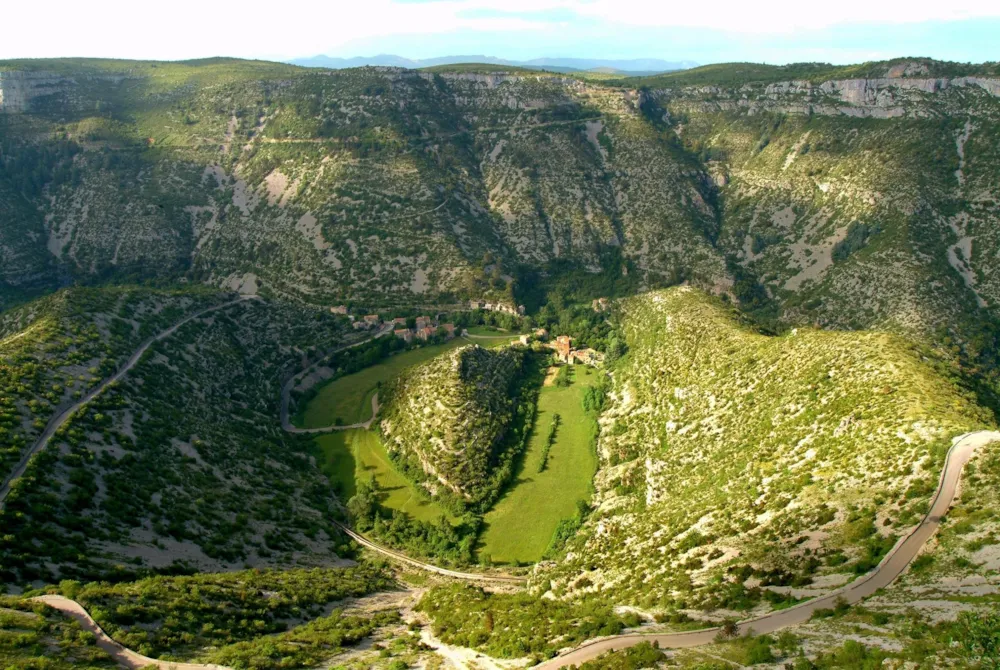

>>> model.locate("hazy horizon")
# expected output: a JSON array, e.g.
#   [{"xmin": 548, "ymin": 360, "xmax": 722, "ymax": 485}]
[{"xmin": 2, "ymin": 0, "xmax": 998, "ymax": 66}]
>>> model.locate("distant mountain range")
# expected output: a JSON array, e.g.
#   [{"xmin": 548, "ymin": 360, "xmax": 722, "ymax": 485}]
[{"xmin": 288, "ymin": 54, "xmax": 698, "ymax": 76}]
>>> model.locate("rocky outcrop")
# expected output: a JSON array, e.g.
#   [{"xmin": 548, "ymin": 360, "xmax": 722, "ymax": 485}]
[
  {"xmin": 659, "ymin": 75, "xmax": 1000, "ymax": 119},
  {"xmin": 0, "ymin": 69, "xmax": 135, "ymax": 113},
  {"xmin": 0, "ymin": 71, "xmax": 71, "ymax": 113}
]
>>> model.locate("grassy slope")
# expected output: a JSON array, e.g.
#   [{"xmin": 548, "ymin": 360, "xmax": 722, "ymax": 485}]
[
  {"xmin": 756, "ymin": 443, "xmax": 1000, "ymax": 668},
  {"xmin": 542, "ymin": 287, "xmax": 994, "ymax": 612},
  {"xmin": 295, "ymin": 338, "xmax": 466, "ymax": 428},
  {"xmin": 313, "ymin": 429, "xmax": 457, "ymax": 524},
  {"xmin": 478, "ymin": 365, "xmax": 598, "ymax": 564}
]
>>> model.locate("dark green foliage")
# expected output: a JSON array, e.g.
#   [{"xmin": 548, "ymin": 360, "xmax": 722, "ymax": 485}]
[
  {"xmin": 204, "ymin": 609, "xmax": 401, "ymax": 669},
  {"xmin": 67, "ymin": 562, "xmax": 394, "ymax": 659},
  {"xmin": 537, "ymin": 413, "xmax": 560, "ymax": 472},
  {"xmin": 955, "ymin": 610, "xmax": 1000, "ymax": 669},
  {"xmin": 374, "ymin": 511, "xmax": 479, "ymax": 563},
  {"xmin": 831, "ymin": 221, "xmax": 882, "ymax": 262},
  {"xmin": 572, "ymin": 641, "xmax": 666, "ymax": 669},
  {"xmin": 0, "ymin": 596, "xmax": 117, "ymax": 669},
  {"xmin": 801, "ymin": 640, "xmax": 889, "ymax": 669},
  {"xmin": 416, "ymin": 583, "xmax": 634, "ymax": 659}
]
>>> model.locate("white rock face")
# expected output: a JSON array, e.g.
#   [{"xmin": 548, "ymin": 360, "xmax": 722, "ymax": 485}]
[
  {"xmin": 0, "ymin": 69, "xmax": 132, "ymax": 113},
  {"xmin": 0, "ymin": 71, "xmax": 72, "ymax": 113},
  {"xmin": 666, "ymin": 75, "xmax": 1000, "ymax": 120}
]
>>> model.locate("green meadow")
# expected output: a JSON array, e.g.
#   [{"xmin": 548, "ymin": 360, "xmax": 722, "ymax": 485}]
[
  {"xmin": 295, "ymin": 338, "xmax": 467, "ymax": 428},
  {"xmin": 477, "ymin": 365, "xmax": 599, "ymax": 564},
  {"xmin": 312, "ymin": 429, "xmax": 457, "ymax": 524}
]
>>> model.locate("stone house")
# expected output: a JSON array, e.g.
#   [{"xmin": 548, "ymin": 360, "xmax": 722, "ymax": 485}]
[
  {"xmin": 416, "ymin": 326, "xmax": 436, "ymax": 341},
  {"xmin": 415, "ymin": 316, "xmax": 432, "ymax": 330},
  {"xmin": 552, "ymin": 335, "xmax": 573, "ymax": 362},
  {"xmin": 364, "ymin": 314, "xmax": 380, "ymax": 325},
  {"xmin": 330, "ymin": 305, "xmax": 348, "ymax": 315},
  {"xmin": 571, "ymin": 348, "xmax": 604, "ymax": 366},
  {"xmin": 394, "ymin": 328, "xmax": 413, "ymax": 343}
]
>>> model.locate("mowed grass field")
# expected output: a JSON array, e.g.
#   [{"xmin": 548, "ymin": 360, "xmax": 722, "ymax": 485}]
[
  {"xmin": 477, "ymin": 365, "xmax": 599, "ymax": 564},
  {"xmin": 312, "ymin": 429, "xmax": 458, "ymax": 524},
  {"xmin": 295, "ymin": 338, "xmax": 467, "ymax": 428},
  {"xmin": 466, "ymin": 325, "xmax": 517, "ymax": 336}
]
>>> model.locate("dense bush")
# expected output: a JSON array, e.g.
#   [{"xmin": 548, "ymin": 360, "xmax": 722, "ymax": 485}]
[
  {"xmin": 67, "ymin": 562, "xmax": 394, "ymax": 659},
  {"xmin": 416, "ymin": 583, "xmax": 636, "ymax": 659}
]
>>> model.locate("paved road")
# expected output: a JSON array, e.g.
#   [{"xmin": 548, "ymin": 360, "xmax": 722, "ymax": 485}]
[
  {"xmin": 0, "ymin": 296, "xmax": 256, "ymax": 508},
  {"xmin": 334, "ymin": 521, "xmax": 527, "ymax": 584},
  {"xmin": 537, "ymin": 430, "xmax": 1000, "ymax": 669},
  {"xmin": 279, "ymin": 325, "xmax": 392, "ymax": 434},
  {"xmin": 31, "ymin": 595, "xmax": 230, "ymax": 670}
]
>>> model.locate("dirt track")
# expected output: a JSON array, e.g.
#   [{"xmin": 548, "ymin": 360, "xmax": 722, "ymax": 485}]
[
  {"xmin": 31, "ymin": 595, "xmax": 230, "ymax": 669},
  {"xmin": 278, "ymin": 325, "xmax": 391, "ymax": 434}
]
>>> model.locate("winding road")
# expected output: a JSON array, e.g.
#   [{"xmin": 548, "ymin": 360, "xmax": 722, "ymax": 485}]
[
  {"xmin": 536, "ymin": 430, "xmax": 1000, "ymax": 668},
  {"xmin": 333, "ymin": 520, "xmax": 527, "ymax": 584},
  {"xmin": 31, "ymin": 595, "xmax": 229, "ymax": 670},
  {"xmin": 11, "ymin": 303, "xmax": 997, "ymax": 668},
  {"xmin": 278, "ymin": 325, "xmax": 392, "ymax": 434},
  {"xmin": 0, "ymin": 296, "xmax": 256, "ymax": 509},
  {"xmin": 28, "ymin": 430, "xmax": 997, "ymax": 669}
]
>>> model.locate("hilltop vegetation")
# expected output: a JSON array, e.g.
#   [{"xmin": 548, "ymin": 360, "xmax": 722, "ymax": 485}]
[
  {"xmin": 380, "ymin": 344, "xmax": 525, "ymax": 506},
  {"xmin": 540, "ymin": 288, "xmax": 993, "ymax": 613},
  {"xmin": 64, "ymin": 561, "xmax": 393, "ymax": 660}
]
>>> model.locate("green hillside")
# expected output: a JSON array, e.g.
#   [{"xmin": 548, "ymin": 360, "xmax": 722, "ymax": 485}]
[
  {"xmin": 540, "ymin": 288, "xmax": 993, "ymax": 611},
  {"xmin": 2, "ymin": 54, "xmax": 1000, "ymax": 669},
  {"xmin": 379, "ymin": 344, "xmax": 525, "ymax": 506},
  {"xmin": 0, "ymin": 289, "xmax": 355, "ymax": 583},
  {"xmin": 2, "ymin": 55, "xmax": 1000, "ymax": 366}
]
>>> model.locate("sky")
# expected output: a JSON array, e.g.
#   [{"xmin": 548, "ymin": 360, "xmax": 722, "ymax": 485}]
[{"xmin": 2, "ymin": 0, "xmax": 999, "ymax": 65}]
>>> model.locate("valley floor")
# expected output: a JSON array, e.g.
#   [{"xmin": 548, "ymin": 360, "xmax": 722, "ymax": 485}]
[{"xmin": 478, "ymin": 365, "xmax": 599, "ymax": 564}]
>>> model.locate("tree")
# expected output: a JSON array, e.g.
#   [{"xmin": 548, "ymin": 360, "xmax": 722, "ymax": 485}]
[
  {"xmin": 719, "ymin": 618, "xmax": 740, "ymax": 639},
  {"xmin": 346, "ymin": 477, "xmax": 379, "ymax": 529}
]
